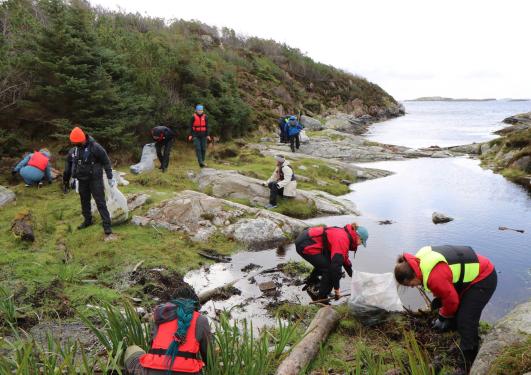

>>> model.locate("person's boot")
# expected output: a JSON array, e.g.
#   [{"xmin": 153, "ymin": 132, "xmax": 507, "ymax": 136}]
[{"xmin": 78, "ymin": 221, "xmax": 93, "ymax": 230}]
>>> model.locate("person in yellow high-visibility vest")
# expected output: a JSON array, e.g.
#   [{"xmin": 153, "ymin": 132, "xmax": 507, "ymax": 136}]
[{"xmin": 394, "ymin": 245, "xmax": 496, "ymax": 371}]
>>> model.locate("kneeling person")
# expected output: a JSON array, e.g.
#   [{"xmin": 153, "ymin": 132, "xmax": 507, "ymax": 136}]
[
  {"xmin": 394, "ymin": 245, "xmax": 496, "ymax": 371},
  {"xmin": 125, "ymin": 284, "xmax": 211, "ymax": 374},
  {"xmin": 295, "ymin": 223, "xmax": 369, "ymax": 301},
  {"xmin": 265, "ymin": 155, "xmax": 296, "ymax": 209}
]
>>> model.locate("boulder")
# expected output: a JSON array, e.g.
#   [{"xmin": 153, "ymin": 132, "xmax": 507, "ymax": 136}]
[
  {"xmin": 432, "ymin": 212, "xmax": 454, "ymax": 224},
  {"xmin": 300, "ymin": 115, "xmax": 323, "ymax": 131},
  {"xmin": 471, "ymin": 300, "xmax": 531, "ymax": 375},
  {"xmin": 11, "ymin": 209, "xmax": 34, "ymax": 242},
  {"xmin": 448, "ymin": 143, "xmax": 482, "ymax": 155},
  {"xmin": 511, "ymin": 155, "xmax": 531, "ymax": 173},
  {"xmin": 299, "ymin": 130, "xmax": 310, "ymax": 144},
  {"xmin": 132, "ymin": 190, "xmax": 306, "ymax": 250},
  {"xmin": 127, "ymin": 193, "xmax": 151, "ymax": 211},
  {"xmin": 430, "ymin": 150, "xmax": 453, "ymax": 158},
  {"xmin": 0, "ymin": 185, "xmax": 15, "ymax": 207},
  {"xmin": 196, "ymin": 168, "xmax": 360, "ymax": 216}
]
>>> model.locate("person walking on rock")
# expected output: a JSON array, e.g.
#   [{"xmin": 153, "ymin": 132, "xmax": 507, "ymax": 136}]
[
  {"xmin": 284, "ymin": 115, "xmax": 303, "ymax": 152},
  {"xmin": 63, "ymin": 126, "xmax": 115, "ymax": 237},
  {"xmin": 188, "ymin": 105, "xmax": 211, "ymax": 168},
  {"xmin": 124, "ymin": 283, "xmax": 211, "ymax": 374},
  {"xmin": 265, "ymin": 155, "xmax": 297, "ymax": 209},
  {"xmin": 394, "ymin": 245, "xmax": 497, "ymax": 371},
  {"xmin": 12, "ymin": 149, "xmax": 53, "ymax": 186},
  {"xmin": 151, "ymin": 125, "xmax": 175, "ymax": 172},
  {"xmin": 296, "ymin": 223, "xmax": 369, "ymax": 301}
]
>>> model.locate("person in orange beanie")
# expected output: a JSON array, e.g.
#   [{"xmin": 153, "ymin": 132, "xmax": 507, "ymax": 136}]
[{"xmin": 63, "ymin": 126, "xmax": 115, "ymax": 237}]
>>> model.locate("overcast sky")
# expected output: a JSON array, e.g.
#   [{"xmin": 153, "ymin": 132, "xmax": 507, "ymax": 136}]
[{"xmin": 90, "ymin": 0, "xmax": 531, "ymax": 100}]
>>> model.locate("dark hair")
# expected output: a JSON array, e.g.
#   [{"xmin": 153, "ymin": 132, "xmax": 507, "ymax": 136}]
[
  {"xmin": 170, "ymin": 282, "xmax": 199, "ymax": 305},
  {"xmin": 394, "ymin": 254, "xmax": 416, "ymax": 285}
]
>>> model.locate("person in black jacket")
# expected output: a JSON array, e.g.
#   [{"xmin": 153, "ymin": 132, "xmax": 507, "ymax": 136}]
[
  {"xmin": 63, "ymin": 126, "xmax": 114, "ymax": 236},
  {"xmin": 151, "ymin": 125, "xmax": 175, "ymax": 172}
]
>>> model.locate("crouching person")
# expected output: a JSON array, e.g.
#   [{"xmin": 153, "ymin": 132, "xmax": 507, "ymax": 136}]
[
  {"xmin": 265, "ymin": 154, "xmax": 296, "ymax": 209},
  {"xmin": 394, "ymin": 245, "xmax": 497, "ymax": 371},
  {"xmin": 125, "ymin": 285, "xmax": 211, "ymax": 374},
  {"xmin": 12, "ymin": 149, "xmax": 53, "ymax": 186},
  {"xmin": 295, "ymin": 223, "xmax": 368, "ymax": 301}
]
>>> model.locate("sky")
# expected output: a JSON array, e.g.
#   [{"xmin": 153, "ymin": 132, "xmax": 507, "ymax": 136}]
[{"xmin": 89, "ymin": 0, "xmax": 531, "ymax": 100}]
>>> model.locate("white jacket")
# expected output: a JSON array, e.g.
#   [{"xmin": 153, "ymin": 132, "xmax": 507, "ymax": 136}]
[{"xmin": 267, "ymin": 161, "xmax": 297, "ymax": 197}]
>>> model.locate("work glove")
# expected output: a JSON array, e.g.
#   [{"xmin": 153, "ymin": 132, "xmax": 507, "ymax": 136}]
[
  {"xmin": 344, "ymin": 265, "xmax": 353, "ymax": 278},
  {"xmin": 207, "ymin": 136, "xmax": 212, "ymax": 142},
  {"xmin": 108, "ymin": 178, "xmax": 116, "ymax": 188},
  {"xmin": 432, "ymin": 315, "xmax": 454, "ymax": 332},
  {"xmin": 334, "ymin": 288, "xmax": 341, "ymax": 300},
  {"xmin": 431, "ymin": 297, "xmax": 442, "ymax": 311},
  {"xmin": 187, "ymin": 135, "xmax": 193, "ymax": 142},
  {"xmin": 11, "ymin": 169, "xmax": 17, "ymax": 177}
]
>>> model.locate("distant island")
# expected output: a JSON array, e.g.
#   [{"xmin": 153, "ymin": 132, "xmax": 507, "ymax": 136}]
[{"xmin": 406, "ymin": 96, "xmax": 496, "ymax": 102}]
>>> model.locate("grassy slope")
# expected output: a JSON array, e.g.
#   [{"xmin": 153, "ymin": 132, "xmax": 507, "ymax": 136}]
[{"xmin": 0, "ymin": 140, "xmax": 355, "ymax": 323}]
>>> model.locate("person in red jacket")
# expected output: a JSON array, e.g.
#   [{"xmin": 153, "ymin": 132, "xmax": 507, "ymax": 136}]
[
  {"xmin": 295, "ymin": 223, "xmax": 369, "ymax": 301},
  {"xmin": 124, "ymin": 283, "xmax": 211, "ymax": 374},
  {"xmin": 394, "ymin": 245, "xmax": 497, "ymax": 371}
]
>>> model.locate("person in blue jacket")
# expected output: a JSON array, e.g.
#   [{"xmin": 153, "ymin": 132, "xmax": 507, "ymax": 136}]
[
  {"xmin": 12, "ymin": 149, "xmax": 53, "ymax": 186},
  {"xmin": 284, "ymin": 115, "xmax": 303, "ymax": 152}
]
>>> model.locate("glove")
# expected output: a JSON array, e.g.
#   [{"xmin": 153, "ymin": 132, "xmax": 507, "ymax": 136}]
[
  {"xmin": 207, "ymin": 136, "xmax": 212, "ymax": 142},
  {"xmin": 187, "ymin": 135, "xmax": 193, "ymax": 142},
  {"xmin": 334, "ymin": 288, "xmax": 341, "ymax": 300},
  {"xmin": 345, "ymin": 266, "xmax": 353, "ymax": 278},
  {"xmin": 432, "ymin": 315, "xmax": 454, "ymax": 332},
  {"xmin": 108, "ymin": 178, "xmax": 116, "ymax": 188},
  {"xmin": 431, "ymin": 297, "xmax": 442, "ymax": 311},
  {"xmin": 11, "ymin": 169, "xmax": 17, "ymax": 177}
]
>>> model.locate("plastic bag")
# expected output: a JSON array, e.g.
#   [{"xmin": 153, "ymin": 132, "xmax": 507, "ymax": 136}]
[
  {"xmin": 91, "ymin": 178, "xmax": 129, "ymax": 224},
  {"xmin": 130, "ymin": 143, "xmax": 157, "ymax": 174},
  {"xmin": 348, "ymin": 270, "xmax": 403, "ymax": 326},
  {"xmin": 299, "ymin": 129, "xmax": 310, "ymax": 144}
]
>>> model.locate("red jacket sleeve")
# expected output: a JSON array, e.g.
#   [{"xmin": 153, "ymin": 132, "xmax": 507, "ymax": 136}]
[{"xmin": 426, "ymin": 262, "xmax": 459, "ymax": 317}]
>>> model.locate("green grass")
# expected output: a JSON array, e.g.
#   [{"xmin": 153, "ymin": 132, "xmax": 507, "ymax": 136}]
[{"xmin": 489, "ymin": 336, "xmax": 531, "ymax": 374}]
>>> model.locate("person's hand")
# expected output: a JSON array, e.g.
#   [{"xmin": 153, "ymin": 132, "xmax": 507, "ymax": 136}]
[
  {"xmin": 431, "ymin": 297, "xmax": 442, "ymax": 311},
  {"xmin": 108, "ymin": 178, "xmax": 116, "ymax": 188},
  {"xmin": 432, "ymin": 315, "xmax": 453, "ymax": 332},
  {"xmin": 207, "ymin": 136, "xmax": 212, "ymax": 142},
  {"xmin": 187, "ymin": 135, "xmax": 193, "ymax": 142},
  {"xmin": 11, "ymin": 169, "xmax": 17, "ymax": 177},
  {"xmin": 345, "ymin": 266, "xmax": 353, "ymax": 278},
  {"xmin": 334, "ymin": 288, "xmax": 341, "ymax": 300}
]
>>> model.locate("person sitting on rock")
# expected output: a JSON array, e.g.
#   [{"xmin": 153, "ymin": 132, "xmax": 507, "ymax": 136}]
[
  {"xmin": 295, "ymin": 223, "xmax": 369, "ymax": 302},
  {"xmin": 124, "ymin": 283, "xmax": 211, "ymax": 375},
  {"xmin": 12, "ymin": 148, "xmax": 53, "ymax": 187},
  {"xmin": 265, "ymin": 154, "xmax": 297, "ymax": 209},
  {"xmin": 151, "ymin": 125, "xmax": 176, "ymax": 173},
  {"xmin": 284, "ymin": 115, "xmax": 303, "ymax": 152},
  {"xmin": 394, "ymin": 246, "xmax": 497, "ymax": 372}
]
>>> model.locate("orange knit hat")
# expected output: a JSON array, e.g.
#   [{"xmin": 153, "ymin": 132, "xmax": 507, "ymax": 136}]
[{"xmin": 69, "ymin": 126, "xmax": 86, "ymax": 143}]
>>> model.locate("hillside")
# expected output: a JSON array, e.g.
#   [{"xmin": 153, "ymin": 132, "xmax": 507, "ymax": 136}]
[
  {"xmin": 0, "ymin": 0, "xmax": 400, "ymax": 156},
  {"xmin": 480, "ymin": 112, "xmax": 531, "ymax": 189}
]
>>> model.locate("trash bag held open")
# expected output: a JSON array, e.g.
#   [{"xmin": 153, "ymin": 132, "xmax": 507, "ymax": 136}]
[
  {"xmin": 130, "ymin": 143, "xmax": 157, "ymax": 174},
  {"xmin": 348, "ymin": 270, "xmax": 404, "ymax": 326}
]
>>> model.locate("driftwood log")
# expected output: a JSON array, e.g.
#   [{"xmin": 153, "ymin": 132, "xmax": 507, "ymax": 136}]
[
  {"xmin": 11, "ymin": 210, "xmax": 35, "ymax": 242},
  {"xmin": 275, "ymin": 306, "xmax": 340, "ymax": 375},
  {"xmin": 198, "ymin": 280, "xmax": 238, "ymax": 304}
]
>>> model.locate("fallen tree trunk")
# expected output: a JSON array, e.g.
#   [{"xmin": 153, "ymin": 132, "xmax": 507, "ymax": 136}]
[
  {"xmin": 198, "ymin": 280, "xmax": 238, "ymax": 303},
  {"xmin": 275, "ymin": 306, "xmax": 340, "ymax": 375}
]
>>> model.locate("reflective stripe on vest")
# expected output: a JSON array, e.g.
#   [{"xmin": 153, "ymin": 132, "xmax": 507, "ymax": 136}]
[
  {"xmin": 139, "ymin": 311, "xmax": 204, "ymax": 373},
  {"xmin": 27, "ymin": 151, "xmax": 49, "ymax": 172},
  {"xmin": 416, "ymin": 245, "xmax": 480, "ymax": 292},
  {"xmin": 192, "ymin": 114, "xmax": 207, "ymax": 133}
]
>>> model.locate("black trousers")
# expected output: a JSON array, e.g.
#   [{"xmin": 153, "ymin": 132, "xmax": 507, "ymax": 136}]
[
  {"xmin": 456, "ymin": 269, "xmax": 497, "ymax": 354},
  {"xmin": 78, "ymin": 177, "xmax": 112, "ymax": 233},
  {"xmin": 155, "ymin": 139, "xmax": 173, "ymax": 170},
  {"xmin": 289, "ymin": 134, "xmax": 300, "ymax": 152},
  {"xmin": 295, "ymin": 230, "xmax": 332, "ymax": 299},
  {"xmin": 268, "ymin": 182, "xmax": 284, "ymax": 205}
]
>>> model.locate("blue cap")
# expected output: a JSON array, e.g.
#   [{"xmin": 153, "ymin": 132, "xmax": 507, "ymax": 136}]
[
  {"xmin": 356, "ymin": 226, "xmax": 369, "ymax": 247},
  {"xmin": 196, "ymin": 105, "xmax": 204, "ymax": 111},
  {"xmin": 289, "ymin": 115, "xmax": 297, "ymax": 120}
]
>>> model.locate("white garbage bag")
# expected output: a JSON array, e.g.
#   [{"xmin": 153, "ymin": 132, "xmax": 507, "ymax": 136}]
[
  {"xmin": 348, "ymin": 270, "xmax": 403, "ymax": 326},
  {"xmin": 113, "ymin": 170, "xmax": 129, "ymax": 186},
  {"xmin": 130, "ymin": 143, "xmax": 157, "ymax": 174},
  {"xmin": 91, "ymin": 178, "xmax": 129, "ymax": 224},
  {"xmin": 299, "ymin": 129, "xmax": 310, "ymax": 144}
]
